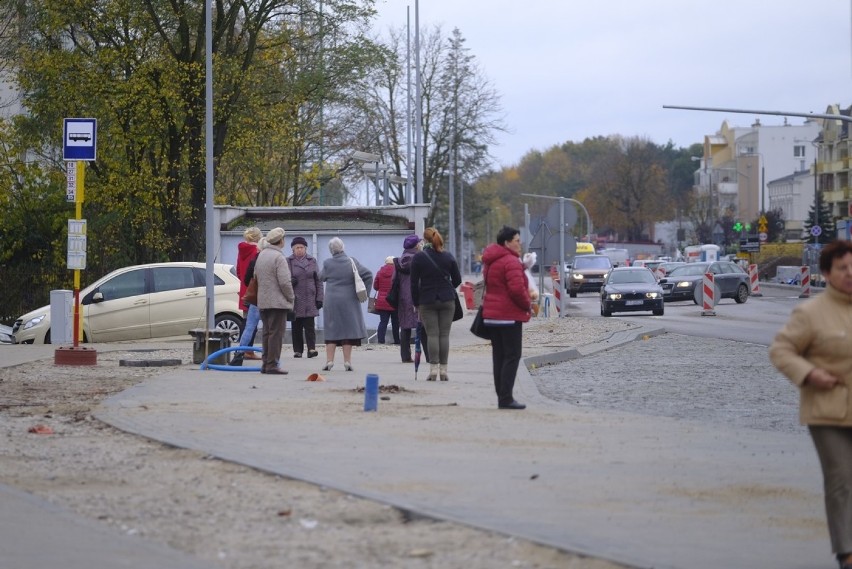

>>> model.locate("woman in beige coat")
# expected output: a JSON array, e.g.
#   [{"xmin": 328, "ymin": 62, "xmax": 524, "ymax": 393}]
[{"xmin": 770, "ymin": 239, "xmax": 852, "ymax": 569}]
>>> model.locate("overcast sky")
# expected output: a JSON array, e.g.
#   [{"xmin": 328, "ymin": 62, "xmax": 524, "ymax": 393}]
[{"xmin": 372, "ymin": 0, "xmax": 852, "ymax": 168}]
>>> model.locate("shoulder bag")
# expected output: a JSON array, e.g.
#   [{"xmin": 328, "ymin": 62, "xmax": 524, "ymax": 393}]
[
  {"xmin": 470, "ymin": 276, "xmax": 490, "ymax": 340},
  {"xmin": 351, "ymin": 258, "xmax": 368, "ymax": 303},
  {"xmin": 385, "ymin": 260, "xmax": 400, "ymax": 308},
  {"xmin": 367, "ymin": 293, "xmax": 379, "ymax": 314},
  {"xmin": 242, "ymin": 276, "xmax": 258, "ymax": 306},
  {"xmin": 421, "ymin": 250, "xmax": 463, "ymax": 321}
]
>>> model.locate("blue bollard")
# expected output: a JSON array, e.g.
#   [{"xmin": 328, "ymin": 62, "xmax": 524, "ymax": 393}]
[{"xmin": 364, "ymin": 373, "xmax": 379, "ymax": 412}]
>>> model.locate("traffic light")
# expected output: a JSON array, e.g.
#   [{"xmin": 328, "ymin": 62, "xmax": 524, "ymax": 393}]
[{"xmin": 733, "ymin": 221, "xmax": 743, "ymax": 232}]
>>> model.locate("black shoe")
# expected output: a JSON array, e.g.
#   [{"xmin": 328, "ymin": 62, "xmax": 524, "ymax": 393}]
[
  {"xmin": 307, "ymin": 350, "xmax": 319, "ymax": 358},
  {"xmin": 230, "ymin": 355, "xmax": 244, "ymax": 367},
  {"xmin": 293, "ymin": 353, "xmax": 302, "ymax": 358},
  {"xmin": 498, "ymin": 401, "xmax": 526, "ymax": 410}
]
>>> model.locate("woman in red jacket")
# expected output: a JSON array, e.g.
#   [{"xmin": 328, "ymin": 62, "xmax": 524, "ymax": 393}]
[
  {"xmin": 481, "ymin": 225, "xmax": 535, "ymax": 410},
  {"xmin": 372, "ymin": 256, "xmax": 399, "ymax": 344}
]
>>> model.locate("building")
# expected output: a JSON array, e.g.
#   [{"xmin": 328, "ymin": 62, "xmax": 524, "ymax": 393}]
[
  {"xmin": 815, "ymin": 104, "xmax": 852, "ymax": 239},
  {"xmin": 766, "ymin": 170, "xmax": 815, "ymax": 241},
  {"xmin": 696, "ymin": 118, "xmax": 821, "ymax": 225}
]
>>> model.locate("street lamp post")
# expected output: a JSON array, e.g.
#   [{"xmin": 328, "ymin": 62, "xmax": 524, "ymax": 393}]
[{"xmin": 352, "ymin": 151, "xmax": 382, "ymax": 206}]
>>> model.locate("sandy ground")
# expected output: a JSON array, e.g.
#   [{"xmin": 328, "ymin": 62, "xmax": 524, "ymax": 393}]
[{"xmin": 0, "ymin": 318, "xmax": 635, "ymax": 569}]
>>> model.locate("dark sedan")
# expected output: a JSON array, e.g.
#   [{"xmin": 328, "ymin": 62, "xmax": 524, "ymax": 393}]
[
  {"xmin": 600, "ymin": 267, "xmax": 664, "ymax": 317},
  {"xmin": 658, "ymin": 261, "xmax": 750, "ymax": 304}
]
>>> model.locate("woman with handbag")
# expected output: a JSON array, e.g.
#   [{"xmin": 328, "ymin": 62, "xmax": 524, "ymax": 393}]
[
  {"xmin": 410, "ymin": 227, "xmax": 462, "ymax": 381},
  {"xmin": 319, "ymin": 237, "xmax": 373, "ymax": 371},
  {"xmin": 372, "ymin": 256, "xmax": 400, "ymax": 344},
  {"xmin": 481, "ymin": 226, "xmax": 535, "ymax": 409},
  {"xmin": 287, "ymin": 236, "xmax": 323, "ymax": 358}
]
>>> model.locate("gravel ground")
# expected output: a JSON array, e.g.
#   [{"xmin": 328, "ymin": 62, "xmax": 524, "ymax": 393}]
[
  {"xmin": 0, "ymin": 320, "xmax": 636, "ymax": 569},
  {"xmin": 530, "ymin": 333, "xmax": 804, "ymax": 435}
]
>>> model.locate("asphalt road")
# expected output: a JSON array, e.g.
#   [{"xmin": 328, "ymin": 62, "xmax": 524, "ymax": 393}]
[{"xmin": 530, "ymin": 283, "xmax": 807, "ymax": 435}]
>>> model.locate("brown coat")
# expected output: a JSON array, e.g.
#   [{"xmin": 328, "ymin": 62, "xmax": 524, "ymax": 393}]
[{"xmin": 769, "ymin": 285, "xmax": 852, "ymax": 426}]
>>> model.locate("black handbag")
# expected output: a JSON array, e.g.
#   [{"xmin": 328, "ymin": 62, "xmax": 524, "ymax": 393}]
[
  {"xmin": 385, "ymin": 271, "xmax": 400, "ymax": 308},
  {"xmin": 470, "ymin": 306, "xmax": 490, "ymax": 339},
  {"xmin": 452, "ymin": 293, "xmax": 463, "ymax": 321}
]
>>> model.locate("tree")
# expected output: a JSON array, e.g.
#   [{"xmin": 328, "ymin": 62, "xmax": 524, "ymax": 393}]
[
  {"xmin": 356, "ymin": 26, "xmax": 505, "ymax": 234},
  {"xmin": 804, "ymin": 191, "xmax": 835, "ymax": 244},
  {"xmin": 1, "ymin": 0, "xmax": 380, "ymax": 266}
]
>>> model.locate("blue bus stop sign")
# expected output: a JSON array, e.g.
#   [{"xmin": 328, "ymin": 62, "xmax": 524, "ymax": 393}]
[{"xmin": 63, "ymin": 118, "xmax": 97, "ymax": 161}]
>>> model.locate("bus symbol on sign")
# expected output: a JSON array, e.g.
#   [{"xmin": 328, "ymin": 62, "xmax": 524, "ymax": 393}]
[{"xmin": 63, "ymin": 118, "xmax": 97, "ymax": 161}]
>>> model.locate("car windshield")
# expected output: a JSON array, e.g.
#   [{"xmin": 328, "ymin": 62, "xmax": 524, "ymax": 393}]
[
  {"xmin": 574, "ymin": 257, "xmax": 611, "ymax": 270},
  {"xmin": 668, "ymin": 264, "xmax": 709, "ymax": 277},
  {"xmin": 609, "ymin": 270, "xmax": 656, "ymax": 284}
]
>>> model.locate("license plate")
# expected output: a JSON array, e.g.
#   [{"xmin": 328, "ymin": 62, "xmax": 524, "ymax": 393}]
[{"xmin": 625, "ymin": 300, "xmax": 643, "ymax": 306}]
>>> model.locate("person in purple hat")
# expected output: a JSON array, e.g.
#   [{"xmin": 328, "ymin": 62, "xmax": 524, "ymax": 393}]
[
  {"xmin": 287, "ymin": 236, "xmax": 322, "ymax": 358},
  {"xmin": 396, "ymin": 234, "xmax": 423, "ymax": 363}
]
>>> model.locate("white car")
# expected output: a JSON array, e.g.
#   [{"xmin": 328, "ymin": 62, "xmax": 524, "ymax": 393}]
[{"xmin": 12, "ymin": 262, "xmax": 244, "ymax": 344}]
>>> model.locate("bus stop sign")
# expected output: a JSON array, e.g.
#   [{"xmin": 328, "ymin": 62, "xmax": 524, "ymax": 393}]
[{"xmin": 63, "ymin": 118, "xmax": 97, "ymax": 161}]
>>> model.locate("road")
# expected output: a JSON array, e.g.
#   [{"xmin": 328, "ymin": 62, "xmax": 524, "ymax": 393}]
[{"xmin": 554, "ymin": 281, "xmax": 809, "ymax": 345}]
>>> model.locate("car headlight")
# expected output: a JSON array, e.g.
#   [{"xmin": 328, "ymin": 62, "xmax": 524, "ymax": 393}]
[
  {"xmin": 574, "ymin": 274, "xmax": 584, "ymax": 280},
  {"xmin": 22, "ymin": 314, "xmax": 47, "ymax": 330},
  {"xmin": 676, "ymin": 281, "xmax": 692, "ymax": 288},
  {"xmin": 607, "ymin": 293, "xmax": 621, "ymax": 300},
  {"xmin": 645, "ymin": 292, "xmax": 660, "ymax": 299}
]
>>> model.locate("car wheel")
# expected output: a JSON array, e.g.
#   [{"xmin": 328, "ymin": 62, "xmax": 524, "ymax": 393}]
[
  {"xmin": 602, "ymin": 306, "xmax": 612, "ymax": 317},
  {"xmin": 734, "ymin": 283, "xmax": 749, "ymax": 304},
  {"xmin": 215, "ymin": 314, "xmax": 244, "ymax": 344},
  {"xmin": 44, "ymin": 329, "xmax": 51, "ymax": 344},
  {"xmin": 652, "ymin": 308, "xmax": 664, "ymax": 316},
  {"xmin": 569, "ymin": 291, "xmax": 577, "ymax": 298}
]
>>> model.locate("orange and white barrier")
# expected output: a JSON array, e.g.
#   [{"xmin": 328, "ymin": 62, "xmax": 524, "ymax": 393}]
[
  {"xmin": 701, "ymin": 272, "xmax": 716, "ymax": 316},
  {"xmin": 748, "ymin": 264, "xmax": 763, "ymax": 297},
  {"xmin": 655, "ymin": 266, "xmax": 666, "ymax": 281},
  {"xmin": 799, "ymin": 266, "xmax": 811, "ymax": 298}
]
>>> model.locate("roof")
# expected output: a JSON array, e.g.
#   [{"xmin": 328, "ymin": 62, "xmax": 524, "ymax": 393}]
[{"xmin": 223, "ymin": 207, "xmax": 414, "ymax": 234}]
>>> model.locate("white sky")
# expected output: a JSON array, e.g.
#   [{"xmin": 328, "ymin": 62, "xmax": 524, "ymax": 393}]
[{"xmin": 372, "ymin": 0, "xmax": 852, "ymax": 168}]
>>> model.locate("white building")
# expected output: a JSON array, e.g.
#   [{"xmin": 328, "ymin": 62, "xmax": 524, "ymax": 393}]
[
  {"xmin": 697, "ymin": 118, "xmax": 821, "ymax": 224},
  {"xmin": 767, "ymin": 170, "xmax": 815, "ymax": 240}
]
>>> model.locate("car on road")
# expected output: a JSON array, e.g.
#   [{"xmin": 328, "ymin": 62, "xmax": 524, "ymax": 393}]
[
  {"xmin": 567, "ymin": 254, "xmax": 612, "ymax": 297},
  {"xmin": 0, "ymin": 323, "xmax": 11, "ymax": 344},
  {"xmin": 658, "ymin": 261, "xmax": 750, "ymax": 304},
  {"xmin": 12, "ymin": 262, "xmax": 245, "ymax": 344},
  {"xmin": 600, "ymin": 267, "xmax": 664, "ymax": 317}
]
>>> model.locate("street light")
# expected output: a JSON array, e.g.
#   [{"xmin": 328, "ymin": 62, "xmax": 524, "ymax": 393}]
[{"xmin": 352, "ymin": 151, "xmax": 382, "ymax": 206}]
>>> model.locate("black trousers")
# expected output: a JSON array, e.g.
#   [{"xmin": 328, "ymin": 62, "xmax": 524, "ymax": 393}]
[
  {"xmin": 399, "ymin": 324, "xmax": 429, "ymax": 362},
  {"xmin": 291, "ymin": 316, "xmax": 316, "ymax": 354},
  {"xmin": 489, "ymin": 322, "xmax": 523, "ymax": 406},
  {"xmin": 377, "ymin": 310, "xmax": 400, "ymax": 344}
]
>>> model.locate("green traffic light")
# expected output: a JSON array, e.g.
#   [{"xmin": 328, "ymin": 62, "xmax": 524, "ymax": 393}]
[{"xmin": 733, "ymin": 222, "xmax": 743, "ymax": 232}]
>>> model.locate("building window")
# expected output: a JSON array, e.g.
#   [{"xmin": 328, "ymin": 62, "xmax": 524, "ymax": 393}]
[{"xmin": 794, "ymin": 145, "xmax": 806, "ymax": 157}]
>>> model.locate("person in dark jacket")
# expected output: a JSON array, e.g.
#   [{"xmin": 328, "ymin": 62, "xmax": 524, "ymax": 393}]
[
  {"xmin": 396, "ymin": 234, "xmax": 421, "ymax": 363},
  {"xmin": 287, "ymin": 236, "xmax": 323, "ymax": 358},
  {"xmin": 373, "ymin": 256, "xmax": 399, "ymax": 344},
  {"xmin": 410, "ymin": 227, "xmax": 462, "ymax": 381},
  {"xmin": 481, "ymin": 225, "xmax": 533, "ymax": 409}
]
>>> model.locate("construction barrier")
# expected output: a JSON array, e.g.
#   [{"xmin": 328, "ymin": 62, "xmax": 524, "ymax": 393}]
[
  {"xmin": 799, "ymin": 266, "xmax": 811, "ymax": 298},
  {"xmin": 655, "ymin": 266, "xmax": 666, "ymax": 281},
  {"xmin": 748, "ymin": 264, "xmax": 763, "ymax": 297},
  {"xmin": 701, "ymin": 272, "xmax": 716, "ymax": 316}
]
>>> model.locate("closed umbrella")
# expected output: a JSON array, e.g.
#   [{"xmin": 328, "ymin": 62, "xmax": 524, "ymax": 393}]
[{"xmin": 413, "ymin": 323, "xmax": 422, "ymax": 380}]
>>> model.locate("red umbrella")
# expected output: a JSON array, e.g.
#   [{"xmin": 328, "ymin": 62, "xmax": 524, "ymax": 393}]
[{"xmin": 413, "ymin": 323, "xmax": 423, "ymax": 380}]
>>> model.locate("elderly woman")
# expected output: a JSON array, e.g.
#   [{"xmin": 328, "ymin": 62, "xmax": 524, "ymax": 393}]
[
  {"xmin": 320, "ymin": 237, "xmax": 373, "ymax": 371},
  {"xmin": 287, "ymin": 236, "xmax": 323, "ymax": 358},
  {"xmin": 373, "ymin": 256, "xmax": 399, "ymax": 344},
  {"xmin": 770, "ymin": 240, "xmax": 852, "ymax": 569},
  {"xmin": 254, "ymin": 227, "xmax": 295, "ymax": 375}
]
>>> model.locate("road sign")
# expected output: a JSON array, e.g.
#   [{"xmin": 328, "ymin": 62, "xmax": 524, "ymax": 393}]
[
  {"xmin": 63, "ymin": 118, "xmax": 97, "ymax": 161},
  {"xmin": 759, "ymin": 232, "xmax": 768, "ymax": 242},
  {"xmin": 810, "ymin": 225, "xmax": 822, "ymax": 237}
]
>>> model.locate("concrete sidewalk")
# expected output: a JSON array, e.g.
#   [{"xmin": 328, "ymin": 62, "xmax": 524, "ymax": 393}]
[{"xmin": 2, "ymin": 319, "xmax": 832, "ymax": 569}]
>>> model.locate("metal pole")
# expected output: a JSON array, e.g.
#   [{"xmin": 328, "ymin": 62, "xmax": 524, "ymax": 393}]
[
  {"xmin": 414, "ymin": 0, "xmax": 423, "ymax": 203},
  {"xmin": 405, "ymin": 6, "xmax": 412, "ymax": 204},
  {"xmin": 558, "ymin": 197, "xmax": 566, "ymax": 316},
  {"xmin": 204, "ymin": 0, "xmax": 215, "ymax": 331}
]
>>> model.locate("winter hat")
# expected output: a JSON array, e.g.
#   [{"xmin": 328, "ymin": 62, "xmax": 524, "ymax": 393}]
[
  {"xmin": 403, "ymin": 234, "xmax": 420, "ymax": 249},
  {"xmin": 266, "ymin": 227, "xmax": 285, "ymax": 245},
  {"xmin": 291, "ymin": 236, "xmax": 308, "ymax": 248},
  {"xmin": 385, "ymin": 256, "xmax": 395, "ymax": 264}
]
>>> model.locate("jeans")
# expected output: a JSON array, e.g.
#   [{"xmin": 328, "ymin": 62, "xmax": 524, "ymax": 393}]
[
  {"xmin": 377, "ymin": 310, "xmax": 399, "ymax": 344},
  {"xmin": 418, "ymin": 299, "xmax": 455, "ymax": 365},
  {"xmin": 238, "ymin": 304, "xmax": 260, "ymax": 348}
]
